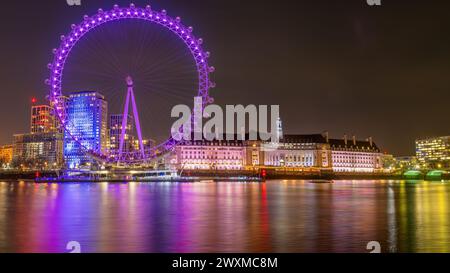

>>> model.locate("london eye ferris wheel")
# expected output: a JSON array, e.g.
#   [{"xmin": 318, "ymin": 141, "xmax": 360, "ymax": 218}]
[{"xmin": 45, "ymin": 3, "xmax": 215, "ymax": 166}]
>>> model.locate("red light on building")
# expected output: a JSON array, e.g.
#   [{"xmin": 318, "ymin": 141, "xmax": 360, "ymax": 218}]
[{"xmin": 31, "ymin": 98, "xmax": 37, "ymax": 104}]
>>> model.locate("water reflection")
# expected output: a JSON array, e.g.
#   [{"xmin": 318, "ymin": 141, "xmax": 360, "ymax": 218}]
[{"xmin": 0, "ymin": 180, "xmax": 450, "ymax": 253}]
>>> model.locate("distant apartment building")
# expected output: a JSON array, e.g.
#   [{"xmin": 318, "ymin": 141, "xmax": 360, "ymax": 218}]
[
  {"xmin": 109, "ymin": 114, "xmax": 134, "ymax": 157},
  {"xmin": 381, "ymin": 153, "xmax": 395, "ymax": 172},
  {"xmin": 12, "ymin": 133, "xmax": 63, "ymax": 169},
  {"xmin": 51, "ymin": 95, "xmax": 69, "ymax": 134},
  {"xmin": 11, "ymin": 101, "xmax": 64, "ymax": 169},
  {"xmin": 416, "ymin": 136, "xmax": 450, "ymax": 168},
  {"xmin": 64, "ymin": 91, "xmax": 108, "ymax": 169},
  {"xmin": 31, "ymin": 105, "xmax": 57, "ymax": 134},
  {"xmin": 395, "ymin": 156, "xmax": 419, "ymax": 170},
  {"xmin": 133, "ymin": 139, "xmax": 156, "ymax": 152},
  {"xmin": 0, "ymin": 145, "xmax": 13, "ymax": 167}
]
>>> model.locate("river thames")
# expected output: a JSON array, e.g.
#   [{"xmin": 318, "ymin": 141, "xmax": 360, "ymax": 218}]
[{"xmin": 0, "ymin": 180, "xmax": 449, "ymax": 253}]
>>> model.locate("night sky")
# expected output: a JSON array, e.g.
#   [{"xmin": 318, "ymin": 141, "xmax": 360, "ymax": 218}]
[{"xmin": 0, "ymin": 0, "xmax": 449, "ymax": 156}]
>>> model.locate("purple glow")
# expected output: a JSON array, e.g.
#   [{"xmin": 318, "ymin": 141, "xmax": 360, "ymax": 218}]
[
  {"xmin": 130, "ymin": 81, "xmax": 145, "ymax": 159},
  {"xmin": 48, "ymin": 5, "xmax": 214, "ymax": 163},
  {"xmin": 119, "ymin": 80, "xmax": 131, "ymax": 160}
]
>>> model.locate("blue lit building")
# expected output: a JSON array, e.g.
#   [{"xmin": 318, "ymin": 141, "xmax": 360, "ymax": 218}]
[{"xmin": 64, "ymin": 91, "xmax": 108, "ymax": 169}]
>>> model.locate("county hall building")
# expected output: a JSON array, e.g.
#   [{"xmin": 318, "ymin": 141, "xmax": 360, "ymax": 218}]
[{"xmin": 169, "ymin": 132, "xmax": 384, "ymax": 174}]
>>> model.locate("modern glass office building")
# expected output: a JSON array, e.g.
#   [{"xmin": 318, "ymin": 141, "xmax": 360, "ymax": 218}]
[
  {"xmin": 416, "ymin": 136, "xmax": 450, "ymax": 168},
  {"xmin": 64, "ymin": 91, "xmax": 108, "ymax": 169},
  {"xmin": 109, "ymin": 114, "xmax": 135, "ymax": 158}
]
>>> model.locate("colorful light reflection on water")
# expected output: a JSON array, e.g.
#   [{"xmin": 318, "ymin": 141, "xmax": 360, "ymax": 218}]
[{"xmin": 0, "ymin": 180, "xmax": 450, "ymax": 253}]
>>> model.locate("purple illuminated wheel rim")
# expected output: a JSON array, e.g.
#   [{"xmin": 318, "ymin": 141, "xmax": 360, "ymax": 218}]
[{"xmin": 46, "ymin": 3, "xmax": 214, "ymax": 163}]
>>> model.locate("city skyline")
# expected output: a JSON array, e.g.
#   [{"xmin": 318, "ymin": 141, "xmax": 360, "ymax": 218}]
[
  {"xmin": 9, "ymin": 76, "xmax": 447, "ymax": 175},
  {"xmin": 0, "ymin": 0, "xmax": 449, "ymax": 157},
  {"xmin": 2, "ymin": 0, "xmax": 450, "ymax": 258}
]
